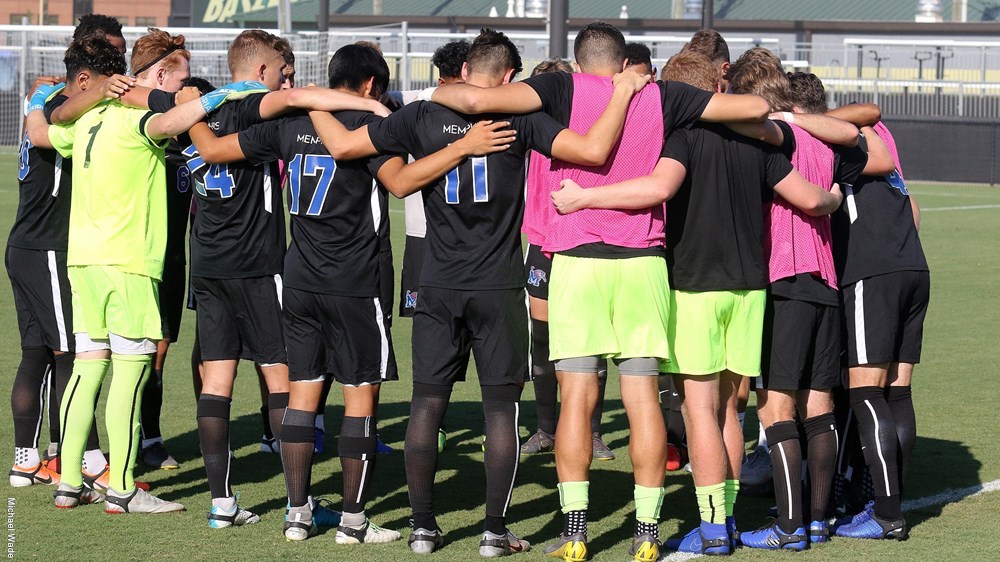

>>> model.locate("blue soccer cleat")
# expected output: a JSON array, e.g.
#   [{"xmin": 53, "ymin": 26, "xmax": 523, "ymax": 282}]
[
  {"xmin": 740, "ymin": 521, "xmax": 808, "ymax": 551},
  {"xmin": 312, "ymin": 496, "xmax": 343, "ymax": 527},
  {"xmin": 832, "ymin": 500, "xmax": 873, "ymax": 532},
  {"xmin": 809, "ymin": 520, "xmax": 829, "ymax": 543},
  {"xmin": 835, "ymin": 508, "xmax": 907, "ymax": 541},
  {"xmin": 726, "ymin": 516, "xmax": 740, "ymax": 547},
  {"xmin": 664, "ymin": 522, "xmax": 731, "ymax": 555},
  {"xmin": 376, "ymin": 433, "xmax": 394, "ymax": 454},
  {"xmin": 314, "ymin": 427, "xmax": 325, "ymax": 454}
]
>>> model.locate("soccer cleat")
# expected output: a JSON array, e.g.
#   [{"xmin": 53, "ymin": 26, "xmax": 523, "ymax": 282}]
[
  {"xmin": 284, "ymin": 505, "xmax": 318, "ymax": 541},
  {"xmin": 740, "ymin": 521, "xmax": 808, "ymax": 551},
  {"xmin": 376, "ymin": 434, "xmax": 394, "ymax": 454},
  {"xmin": 207, "ymin": 493, "xmax": 260, "ymax": 528},
  {"xmin": 835, "ymin": 509, "xmax": 907, "ymax": 540},
  {"xmin": 409, "ymin": 527, "xmax": 445, "ymax": 554},
  {"xmin": 53, "ymin": 482, "xmax": 103, "ymax": 508},
  {"xmin": 543, "ymin": 532, "xmax": 588, "ymax": 561},
  {"xmin": 479, "ymin": 530, "xmax": 530, "ymax": 557},
  {"xmin": 521, "ymin": 429, "xmax": 555, "ymax": 454},
  {"xmin": 628, "ymin": 532, "xmax": 659, "ymax": 562},
  {"xmin": 260, "ymin": 435, "xmax": 280, "ymax": 453},
  {"xmin": 312, "ymin": 496, "xmax": 343, "ymax": 527},
  {"xmin": 833, "ymin": 500, "xmax": 874, "ymax": 531},
  {"xmin": 739, "ymin": 447, "xmax": 773, "ymax": 487},
  {"xmin": 336, "ymin": 519, "xmax": 402, "ymax": 544},
  {"xmin": 809, "ymin": 520, "xmax": 829, "ymax": 543},
  {"xmin": 104, "ymin": 487, "xmax": 184, "ymax": 514},
  {"xmin": 726, "ymin": 516, "xmax": 741, "ymax": 547},
  {"xmin": 140, "ymin": 442, "xmax": 180, "ymax": 470},
  {"xmin": 591, "ymin": 433, "xmax": 615, "ymax": 461},
  {"xmin": 42, "ymin": 452, "xmax": 60, "ymax": 474},
  {"xmin": 665, "ymin": 443, "xmax": 686, "ymax": 471},
  {"xmin": 314, "ymin": 427, "xmax": 325, "ymax": 454},
  {"xmin": 664, "ymin": 522, "xmax": 731, "ymax": 555},
  {"xmin": 84, "ymin": 465, "xmax": 149, "ymax": 493},
  {"xmin": 437, "ymin": 427, "xmax": 448, "ymax": 453},
  {"xmin": 9, "ymin": 461, "xmax": 60, "ymax": 487}
]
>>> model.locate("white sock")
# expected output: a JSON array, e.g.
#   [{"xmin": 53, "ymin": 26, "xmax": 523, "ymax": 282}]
[
  {"xmin": 83, "ymin": 449, "xmax": 108, "ymax": 474},
  {"xmin": 737, "ymin": 412, "xmax": 746, "ymax": 428},
  {"xmin": 14, "ymin": 447, "xmax": 39, "ymax": 468},
  {"xmin": 315, "ymin": 414, "xmax": 324, "ymax": 431},
  {"xmin": 212, "ymin": 495, "xmax": 236, "ymax": 510},
  {"xmin": 46, "ymin": 442, "xmax": 59, "ymax": 456},
  {"xmin": 342, "ymin": 510, "xmax": 366, "ymax": 527},
  {"xmin": 757, "ymin": 422, "xmax": 768, "ymax": 451},
  {"xmin": 141, "ymin": 436, "xmax": 163, "ymax": 449}
]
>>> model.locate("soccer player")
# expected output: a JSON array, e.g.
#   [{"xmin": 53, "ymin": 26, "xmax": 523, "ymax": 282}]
[
  {"xmin": 120, "ymin": 28, "xmax": 192, "ymax": 471},
  {"xmin": 681, "ymin": 29, "xmax": 731, "ymax": 89},
  {"xmin": 824, "ymin": 105, "xmax": 930, "ymax": 543},
  {"xmin": 25, "ymin": 36, "xmax": 257, "ymax": 513},
  {"xmin": 183, "ymin": 29, "xmax": 395, "ymax": 528},
  {"xmin": 308, "ymin": 27, "xmax": 648, "ymax": 557},
  {"xmin": 550, "ymin": 50, "xmax": 842, "ymax": 557},
  {"xmin": 625, "ymin": 42, "xmax": 655, "ymax": 78},
  {"xmin": 519, "ymin": 57, "xmax": 615, "ymax": 461}
]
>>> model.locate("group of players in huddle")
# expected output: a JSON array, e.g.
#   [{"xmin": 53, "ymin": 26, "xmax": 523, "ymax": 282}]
[{"xmin": 8, "ymin": 14, "xmax": 928, "ymax": 562}]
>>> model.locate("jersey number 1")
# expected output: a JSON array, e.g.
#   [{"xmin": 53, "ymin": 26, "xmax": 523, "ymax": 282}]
[
  {"xmin": 288, "ymin": 154, "xmax": 337, "ymax": 216},
  {"xmin": 444, "ymin": 156, "xmax": 489, "ymax": 204}
]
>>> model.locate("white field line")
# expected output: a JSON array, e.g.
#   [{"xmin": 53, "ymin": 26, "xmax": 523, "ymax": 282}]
[
  {"xmin": 922, "ymin": 204, "xmax": 1000, "ymax": 212},
  {"xmin": 660, "ymin": 477, "xmax": 1000, "ymax": 561}
]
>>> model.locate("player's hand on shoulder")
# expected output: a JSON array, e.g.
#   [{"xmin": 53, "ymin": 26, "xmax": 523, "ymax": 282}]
[
  {"xmin": 101, "ymin": 74, "xmax": 135, "ymax": 100},
  {"xmin": 176, "ymin": 86, "xmax": 201, "ymax": 105},
  {"xmin": 26, "ymin": 81, "xmax": 66, "ymax": 114},
  {"xmin": 372, "ymin": 101, "xmax": 392, "ymax": 117},
  {"xmin": 455, "ymin": 120, "xmax": 516, "ymax": 156},
  {"xmin": 830, "ymin": 182, "xmax": 843, "ymax": 203},
  {"xmin": 551, "ymin": 179, "xmax": 588, "ymax": 215},
  {"xmin": 28, "ymin": 76, "xmax": 63, "ymax": 97},
  {"xmin": 200, "ymin": 80, "xmax": 269, "ymax": 113},
  {"xmin": 612, "ymin": 70, "xmax": 651, "ymax": 95}
]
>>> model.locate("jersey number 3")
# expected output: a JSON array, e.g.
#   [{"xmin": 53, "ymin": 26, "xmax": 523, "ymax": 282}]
[
  {"xmin": 445, "ymin": 156, "xmax": 489, "ymax": 204},
  {"xmin": 288, "ymin": 154, "xmax": 336, "ymax": 216}
]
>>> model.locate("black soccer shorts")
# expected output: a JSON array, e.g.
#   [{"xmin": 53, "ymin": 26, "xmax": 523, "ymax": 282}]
[
  {"xmin": 411, "ymin": 286, "xmax": 529, "ymax": 387},
  {"xmin": 379, "ymin": 247, "xmax": 394, "ymax": 328},
  {"xmin": 399, "ymin": 235, "xmax": 425, "ymax": 318},
  {"xmin": 524, "ymin": 243, "xmax": 552, "ymax": 300},
  {"xmin": 158, "ymin": 255, "xmax": 187, "ymax": 342},
  {"xmin": 283, "ymin": 287, "xmax": 398, "ymax": 385},
  {"xmin": 842, "ymin": 270, "xmax": 930, "ymax": 367},
  {"xmin": 761, "ymin": 295, "xmax": 841, "ymax": 391},
  {"xmin": 190, "ymin": 275, "xmax": 286, "ymax": 364},
  {"xmin": 5, "ymin": 246, "xmax": 73, "ymax": 353}
]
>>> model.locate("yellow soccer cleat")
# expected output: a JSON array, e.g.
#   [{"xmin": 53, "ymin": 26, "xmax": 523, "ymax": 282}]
[{"xmin": 543, "ymin": 532, "xmax": 588, "ymax": 562}]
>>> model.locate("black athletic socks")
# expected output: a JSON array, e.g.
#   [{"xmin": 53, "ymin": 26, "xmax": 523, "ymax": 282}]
[
  {"xmin": 197, "ymin": 394, "xmax": 232, "ymax": 498},
  {"xmin": 636, "ymin": 520, "xmax": 658, "ymax": 540},
  {"xmin": 885, "ymin": 385, "xmax": 916, "ymax": 494},
  {"xmin": 530, "ymin": 319, "xmax": 558, "ymax": 436},
  {"xmin": 804, "ymin": 413, "xmax": 838, "ymax": 522},
  {"xmin": 564, "ymin": 510, "xmax": 588, "ymax": 536},
  {"xmin": 405, "ymin": 383, "xmax": 452, "ymax": 532},
  {"xmin": 340, "ymin": 415, "xmax": 377, "ymax": 514},
  {"xmin": 765, "ymin": 421, "xmax": 803, "ymax": 533},
  {"xmin": 849, "ymin": 386, "xmax": 902, "ymax": 521},
  {"xmin": 482, "ymin": 384, "xmax": 523, "ymax": 534},
  {"xmin": 12, "ymin": 347, "xmax": 51, "ymax": 449},
  {"xmin": 259, "ymin": 405, "xmax": 273, "ymax": 441},
  {"xmin": 592, "ymin": 359, "xmax": 608, "ymax": 434},
  {"xmin": 268, "ymin": 392, "xmax": 289, "ymax": 447},
  {"xmin": 280, "ymin": 408, "xmax": 316, "ymax": 508},
  {"xmin": 49, "ymin": 352, "xmax": 72, "ymax": 444},
  {"xmin": 140, "ymin": 368, "xmax": 164, "ymax": 441}
]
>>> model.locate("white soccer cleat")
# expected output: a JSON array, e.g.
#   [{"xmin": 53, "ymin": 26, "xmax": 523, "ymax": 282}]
[
  {"xmin": 104, "ymin": 487, "xmax": 185, "ymax": 514},
  {"xmin": 335, "ymin": 519, "xmax": 402, "ymax": 544}
]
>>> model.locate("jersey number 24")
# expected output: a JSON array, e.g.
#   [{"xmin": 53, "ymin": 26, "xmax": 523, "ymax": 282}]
[{"xmin": 182, "ymin": 144, "xmax": 236, "ymax": 197}]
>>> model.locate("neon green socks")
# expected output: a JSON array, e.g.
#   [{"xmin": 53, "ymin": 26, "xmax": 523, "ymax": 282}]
[
  {"xmin": 59, "ymin": 358, "xmax": 110, "ymax": 487},
  {"xmin": 695, "ymin": 482, "xmax": 727, "ymax": 524},
  {"xmin": 105, "ymin": 354, "xmax": 152, "ymax": 493}
]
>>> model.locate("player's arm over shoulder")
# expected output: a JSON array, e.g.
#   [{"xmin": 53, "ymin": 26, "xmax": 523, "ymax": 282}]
[
  {"xmin": 430, "ymin": 80, "xmax": 543, "ymax": 114},
  {"xmin": 309, "ymin": 110, "xmax": 381, "ymax": 161}
]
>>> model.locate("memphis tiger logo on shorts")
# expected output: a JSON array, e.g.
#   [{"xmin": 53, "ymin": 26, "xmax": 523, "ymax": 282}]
[
  {"xmin": 527, "ymin": 266, "xmax": 547, "ymax": 287},
  {"xmin": 405, "ymin": 290, "xmax": 418, "ymax": 309},
  {"xmin": 885, "ymin": 169, "xmax": 909, "ymax": 195}
]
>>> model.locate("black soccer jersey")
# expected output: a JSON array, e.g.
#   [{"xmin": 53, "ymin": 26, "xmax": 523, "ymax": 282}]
[
  {"xmin": 832, "ymin": 130, "xmax": 928, "ymax": 287},
  {"xmin": 663, "ymin": 123, "xmax": 792, "ymax": 292},
  {"xmin": 9, "ymin": 96, "xmax": 72, "ymax": 251},
  {"xmin": 238, "ymin": 110, "xmax": 394, "ymax": 297},
  {"xmin": 148, "ymin": 90, "xmax": 193, "ymax": 268},
  {"xmin": 523, "ymin": 72, "xmax": 712, "ymax": 132},
  {"xmin": 367, "ymin": 101, "xmax": 564, "ymax": 290},
  {"xmin": 185, "ymin": 93, "xmax": 285, "ymax": 279}
]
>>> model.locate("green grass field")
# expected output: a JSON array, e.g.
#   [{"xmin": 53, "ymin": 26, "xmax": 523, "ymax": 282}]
[{"xmin": 0, "ymin": 151, "xmax": 998, "ymax": 561}]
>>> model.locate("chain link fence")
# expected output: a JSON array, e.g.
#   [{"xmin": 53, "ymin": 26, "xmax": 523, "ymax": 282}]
[{"xmin": 4, "ymin": 24, "xmax": 1000, "ymax": 147}]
